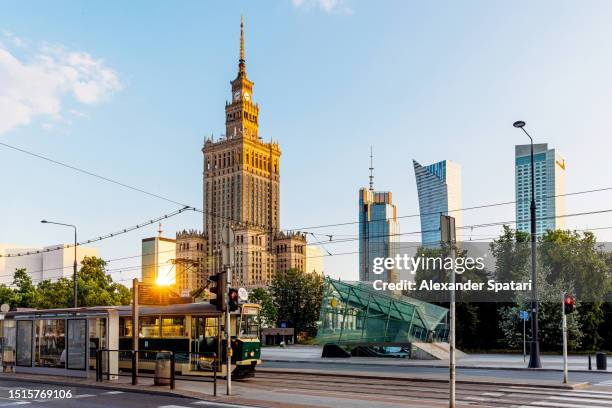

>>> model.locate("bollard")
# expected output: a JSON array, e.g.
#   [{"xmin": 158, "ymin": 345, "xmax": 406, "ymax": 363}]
[
  {"xmin": 589, "ymin": 354, "xmax": 592, "ymax": 370},
  {"xmin": 170, "ymin": 352, "xmax": 176, "ymax": 390},
  {"xmin": 597, "ymin": 352, "xmax": 607, "ymax": 370}
]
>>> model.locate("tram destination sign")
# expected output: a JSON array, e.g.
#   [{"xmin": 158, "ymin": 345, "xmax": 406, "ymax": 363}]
[{"xmin": 138, "ymin": 284, "xmax": 169, "ymax": 305}]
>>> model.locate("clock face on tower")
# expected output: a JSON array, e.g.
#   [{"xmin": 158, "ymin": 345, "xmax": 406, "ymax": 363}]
[{"xmin": 233, "ymin": 91, "xmax": 241, "ymax": 101}]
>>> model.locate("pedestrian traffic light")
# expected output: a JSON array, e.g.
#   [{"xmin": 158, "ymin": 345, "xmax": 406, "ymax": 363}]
[
  {"xmin": 228, "ymin": 288, "xmax": 239, "ymax": 312},
  {"xmin": 209, "ymin": 272, "xmax": 227, "ymax": 311},
  {"xmin": 564, "ymin": 294, "xmax": 575, "ymax": 314}
]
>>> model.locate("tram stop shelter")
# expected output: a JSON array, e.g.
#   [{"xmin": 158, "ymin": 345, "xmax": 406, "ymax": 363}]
[
  {"xmin": 316, "ymin": 278, "xmax": 448, "ymax": 346},
  {"xmin": 1, "ymin": 307, "xmax": 119, "ymax": 378}
]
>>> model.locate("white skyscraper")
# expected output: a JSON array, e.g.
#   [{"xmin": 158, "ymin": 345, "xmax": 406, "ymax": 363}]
[{"xmin": 515, "ymin": 144, "xmax": 566, "ymax": 235}]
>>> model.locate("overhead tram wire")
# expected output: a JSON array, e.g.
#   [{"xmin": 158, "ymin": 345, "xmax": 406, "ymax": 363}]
[
  {"xmin": 0, "ymin": 206, "xmax": 195, "ymax": 258},
  {"xmin": 5, "ymin": 140, "xmax": 612, "ymax": 236}
]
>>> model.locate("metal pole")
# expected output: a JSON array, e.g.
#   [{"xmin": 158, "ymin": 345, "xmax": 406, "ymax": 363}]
[
  {"xmin": 525, "ymin": 133, "xmax": 541, "ymax": 368},
  {"xmin": 562, "ymin": 293, "xmax": 568, "ymax": 383},
  {"xmin": 132, "ymin": 278, "xmax": 139, "ymax": 384},
  {"xmin": 449, "ymin": 242, "xmax": 456, "ymax": 408},
  {"xmin": 73, "ymin": 227, "xmax": 78, "ymax": 308},
  {"xmin": 523, "ymin": 317, "xmax": 526, "ymax": 363},
  {"xmin": 226, "ymin": 267, "xmax": 232, "ymax": 396}
]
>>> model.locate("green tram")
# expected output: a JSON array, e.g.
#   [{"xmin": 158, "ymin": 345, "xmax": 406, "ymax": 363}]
[
  {"xmin": 1, "ymin": 302, "xmax": 261, "ymax": 379},
  {"xmin": 118, "ymin": 302, "xmax": 262, "ymax": 378}
]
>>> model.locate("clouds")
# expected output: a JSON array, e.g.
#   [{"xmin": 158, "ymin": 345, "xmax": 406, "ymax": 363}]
[
  {"xmin": 0, "ymin": 35, "xmax": 121, "ymax": 135},
  {"xmin": 292, "ymin": 0, "xmax": 353, "ymax": 14}
]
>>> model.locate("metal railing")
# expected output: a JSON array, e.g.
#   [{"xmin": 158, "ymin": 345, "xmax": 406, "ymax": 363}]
[{"xmin": 96, "ymin": 349, "xmax": 218, "ymax": 396}]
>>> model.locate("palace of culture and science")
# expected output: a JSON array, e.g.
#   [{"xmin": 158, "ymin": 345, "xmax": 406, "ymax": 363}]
[{"xmin": 171, "ymin": 18, "xmax": 312, "ymax": 292}]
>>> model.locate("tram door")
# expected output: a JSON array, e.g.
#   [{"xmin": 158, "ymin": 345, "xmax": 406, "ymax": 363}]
[{"xmin": 190, "ymin": 317, "xmax": 221, "ymax": 372}]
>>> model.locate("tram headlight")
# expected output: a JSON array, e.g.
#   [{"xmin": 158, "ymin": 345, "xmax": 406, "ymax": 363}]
[{"xmin": 249, "ymin": 351, "xmax": 255, "ymax": 357}]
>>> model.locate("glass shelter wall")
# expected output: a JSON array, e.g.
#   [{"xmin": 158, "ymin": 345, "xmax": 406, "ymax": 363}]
[{"xmin": 317, "ymin": 278, "xmax": 448, "ymax": 345}]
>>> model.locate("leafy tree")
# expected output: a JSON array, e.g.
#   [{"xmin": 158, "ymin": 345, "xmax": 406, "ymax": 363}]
[
  {"xmin": 76, "ymin": 256, "xmax": 131, "ymax": 307},
  {"xmin": 490, "ymin": 225, "xmax": 530, "ymax": 283},
  {"xmin": 269, "ymin": 269, "xmax": 323, "ymax": 338},
  {"xmin": 248, "ymin": 287, "xmax": 278, "ymax": 328},
  {"xmin": 36, "ymin": 278, "xmax": 72, "ymax": 309},
  {"xmin": 12, "ymin": 268, "xmax": 38, "ymax": 308}
]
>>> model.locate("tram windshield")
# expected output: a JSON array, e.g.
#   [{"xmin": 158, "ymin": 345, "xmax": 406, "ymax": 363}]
[{"xmin": 239, "ymin": 314, "xmax": 260, "ymax": 338}]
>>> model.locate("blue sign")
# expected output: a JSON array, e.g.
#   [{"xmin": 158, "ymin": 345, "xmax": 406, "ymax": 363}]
[
  {"xmin": 519, "ymin": 311, "xmax": 529, "ymax": 321},
  {"xmin": 280, "ymin": 322, "xmax": 287, "ymax": 328}
]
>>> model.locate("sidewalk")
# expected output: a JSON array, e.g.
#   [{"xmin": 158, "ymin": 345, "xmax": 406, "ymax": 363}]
[{"xmin": 262, "ymin": 345, "xmax": 611, "ymax": 372}]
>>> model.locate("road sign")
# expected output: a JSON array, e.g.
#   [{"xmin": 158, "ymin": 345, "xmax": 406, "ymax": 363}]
[
  {"xmin": 238, "ymin": 287, "xmax": 248, "ymax": 301},
  {"xmin": 0, "ymin": 303, "xmax": 9, "ymax": 313},
  {"xmin": 519, "ymin": 311, "xmax": 530, "ymax": 321},
  {"xmin": 138, "ymin": 284, "xmax": 167, "ymax": 305}
]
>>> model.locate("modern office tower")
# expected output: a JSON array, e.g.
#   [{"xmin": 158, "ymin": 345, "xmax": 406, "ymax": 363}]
[
  {"xmin": 413, "ymin": 160, "xmax": 462, "ymax": 246},
  {"xmin": 201, "ymin": 18, "xmax": 303, "ymax": 287},
  {"xmin": 359, "ymin": 189, "xmax": 399, "ymax": 284},
  {"xmin": 141, "ymin": 234, "xmax": 176, "ymax": 286},
  {"xmin": 359, "ymin": 149, "xmax": 400, "ymax": 284},
  {"xmin": 175, "ymin": 230, "xmax": 207, "ymax": 295},
  {"xmin": 515, "ymin": 144, "xmax": 566, "ymax": 235}
]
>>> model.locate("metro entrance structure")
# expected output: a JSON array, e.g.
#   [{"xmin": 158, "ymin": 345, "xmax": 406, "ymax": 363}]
[{"xmin": 317, "ymin": 278, "xmax": 449, "ymax": 351}]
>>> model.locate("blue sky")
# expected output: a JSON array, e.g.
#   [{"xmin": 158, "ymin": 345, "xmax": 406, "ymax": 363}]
[{"xmin": 2, "ymin": 0, "xmax": 612, "ymax": 283}]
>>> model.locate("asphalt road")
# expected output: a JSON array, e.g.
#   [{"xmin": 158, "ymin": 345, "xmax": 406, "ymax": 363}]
[
  {"xmin": 0, "ymin": 380, "xmax": 254, "ymax": 408},
  {"xmin": 262, "ymin": 360, "xmax": 612, "ymax": 384}
]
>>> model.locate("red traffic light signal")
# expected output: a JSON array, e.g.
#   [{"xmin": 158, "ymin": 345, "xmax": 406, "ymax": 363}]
[
  {"xmin": 564, "ymin": 294, "xmax": 575, "ymax": 314},
  {"xmin": 228, "ymin": 288, "xmax": 239, "ymax": 312}
]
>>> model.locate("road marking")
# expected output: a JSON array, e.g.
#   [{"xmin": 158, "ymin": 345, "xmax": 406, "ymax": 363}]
[
  {"xmin": 104, "ymin": 391, "xmax": 125, "ymax": 394},
  {"xmin": 596, "ymin": 380, "xmax": 612, "ymax": 387},
  {"xmin": 0, "ymin": 403, "xmax": 30, "ymax": 407},
  {"xmin": 72, "ymin": 394, "xmax": 96, "ymax": 398},
  {"xmin": 192, "ymin": 402, "xmax": 261, "ymax": 408}
]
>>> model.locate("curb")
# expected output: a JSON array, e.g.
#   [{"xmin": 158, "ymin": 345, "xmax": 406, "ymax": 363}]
[
  {"xmin": 256, "ymin": 368, "xmax": 588, "ymax": 390},
  {"xmin": 262, "ymin": 358, "xmax": 611, "ymax": 374},
  {"xmin": 0, "ymin": 374, "xmax": 201, "ymax": 400}
]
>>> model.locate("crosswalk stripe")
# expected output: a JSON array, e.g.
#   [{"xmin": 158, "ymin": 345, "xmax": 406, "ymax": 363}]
[
  {"xmin": 104, "ymin": 391, "xmax": 125, "ymax": 394},
  {"xmin": 72, "ymin": 394, "xmax": 96, "ymax": 398},
  {"xmin": 192, "ymin": 402, "xmax": 261, "ymax": 408},
  {"xmin": 0, "ymin": 403, "xmax": 30, "ymax": 407}
]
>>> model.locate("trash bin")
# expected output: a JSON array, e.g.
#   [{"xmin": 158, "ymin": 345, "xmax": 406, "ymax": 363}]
[
  {"xmin": 596, "ymin": 352, "xmax": 607, "ymax": 370},
  {"xmin": 154, "ymin": 352, "xmax": 172, "ymax": 385}
]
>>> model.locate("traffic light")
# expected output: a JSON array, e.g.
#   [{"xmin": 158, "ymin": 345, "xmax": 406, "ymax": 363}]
[
  {"xmin": 228, "ymin": 288, "xmax": 239, "ymax": 312},
  {"xmin": 564, "ymin": 294, "xmax": 575, "ymax": 314},
  {"xmin": 209, "ymin": 272, "xmax": 227, "ymax": 311}
]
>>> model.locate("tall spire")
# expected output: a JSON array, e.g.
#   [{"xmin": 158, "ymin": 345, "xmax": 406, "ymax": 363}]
[
  {"xmin": 239, "ymin": 15, "xmax": 246, "ymax": 76},
  {"xmin": 369, "ymin": 146, "xmax": 374, "ymax": 191}
]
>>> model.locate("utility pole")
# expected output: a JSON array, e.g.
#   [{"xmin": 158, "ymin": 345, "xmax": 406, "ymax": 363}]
[
  {"xmin": 226, "ymin": 267, "xmax": 232, "ymax": 395},
  {"xmin": 441, "ymin": 215, "xmax": 456, "ymax": 408}
]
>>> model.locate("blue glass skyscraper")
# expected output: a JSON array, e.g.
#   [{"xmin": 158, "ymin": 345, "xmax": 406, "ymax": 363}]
[{"xmin": 413, "ymin": 160, "xmax": 462, "ymax": 246}]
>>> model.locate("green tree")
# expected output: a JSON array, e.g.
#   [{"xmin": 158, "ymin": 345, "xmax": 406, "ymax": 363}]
[
  {"xmin": 76, "ymin": 256, "xmax": 131, "ymax": 306},
  {"xmin": 12, "ymin": 268, "xmax": 38, "ymax": 308},
  {"xmin": 269, "ymin": 269, "xmax": 323, "ymax": 338},
  {"xmin": 36, "ymin": 278, "xmax": 72, "ymax": 309},
  {"xmin": 248, "ymin": 287, "xmax": 278, "ymax": 328},
  {"xmin": 490, "ymin": 225, "xmax": 530, "ymax": 283}
]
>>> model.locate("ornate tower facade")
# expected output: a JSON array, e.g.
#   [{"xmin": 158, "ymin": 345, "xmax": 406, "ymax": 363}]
[{"xmin": 203, "ymin": 17, "xmax": 281, "ymax": 286}]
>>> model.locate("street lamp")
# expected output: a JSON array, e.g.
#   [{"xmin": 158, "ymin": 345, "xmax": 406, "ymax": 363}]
[
  {"xmin": 41, "ymin": 220, "xmax": 78, "ymax": 308},
  {"xmin": 512, "ymin": 120, "xmax": 541, "ymax": 369}
]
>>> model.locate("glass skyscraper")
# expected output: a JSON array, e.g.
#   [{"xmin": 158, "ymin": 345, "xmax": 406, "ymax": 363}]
[
  {"xmin": 515, "ymin": 144, "xmax": 565, "ymax": 235},
  {"xmin": 413, "ymin": 160, "xmax": 462, "ymax": 246},
  {"xmin": 358, "ymin": 188, "xmax": 399, "ymax": 284}
]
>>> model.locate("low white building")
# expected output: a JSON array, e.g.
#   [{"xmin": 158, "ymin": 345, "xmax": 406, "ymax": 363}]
[{"xmin": 0, "ymin": 244, "xmax": 99, "ymax": 286}]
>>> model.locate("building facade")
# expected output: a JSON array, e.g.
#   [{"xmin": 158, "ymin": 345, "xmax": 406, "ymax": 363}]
[
  {"xmin": 175, "ymin": 230, "xmax": 207, "ymax": 295},
  {"xmin": 0, "ymin": 243, "xmax": 98, "ymax": 286},
  {"xmin": 413, "ymin": 159, "xmax": 462, "ymax": 246},
  {"xmin": 358, "ymin": 188, "xmax": 399, "ymax": 284},
  {"xmin": 515, "ymin": 144, "xmax": 566, "ymax": 235},
  {"xmin": 141, "ymin": 236, "xmax": 176, "ymax": 286},
  {"xmin": 305, "ymin": 246, "xmax": 324, "ymax": 275},
  {"xmin": 274, "ymin": 232, "xmax": 306, "ymax": 275},
  {"xmin": 201, "ymin": 18, "xmax": 304, "ymax": 288}
]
